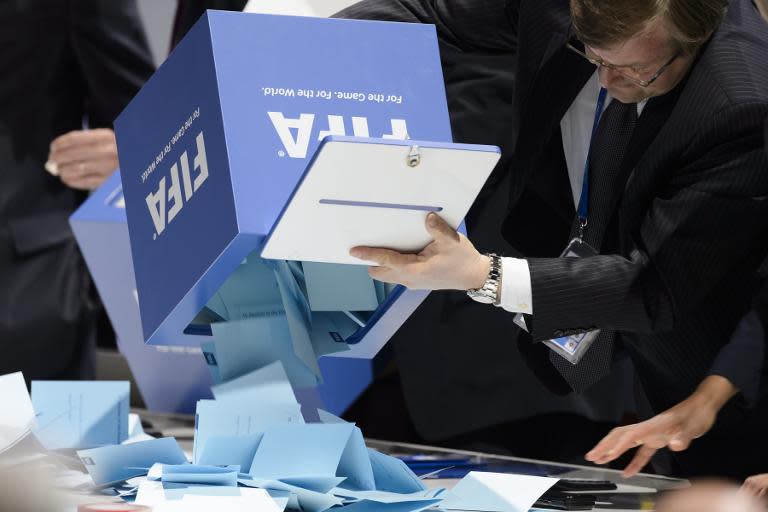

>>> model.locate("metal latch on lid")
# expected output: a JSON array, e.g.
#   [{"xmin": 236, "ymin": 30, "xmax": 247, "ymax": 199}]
[{"xmin": 407, "ymin": 145, "xmax": 420, "ymax": 167}]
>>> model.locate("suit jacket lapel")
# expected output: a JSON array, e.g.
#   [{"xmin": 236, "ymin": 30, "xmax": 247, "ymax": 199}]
[{"xmin": 519, "ymin": 46, "xmax": 596, "ymax": 222}]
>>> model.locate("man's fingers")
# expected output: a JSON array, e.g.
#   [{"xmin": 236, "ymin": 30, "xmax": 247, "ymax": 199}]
[
  {"xmin": 50, "ymin": 145, "xmax": 101, "ymax": 167},
  {"xmin": 58, "ymin": 160, "xmax": 116, "ymax": 190},
  {"xmin": 425, "ymin": 212, "xmax": 459, "ymax": 244},
  {"xmin": 49, "ymin": 129, "xmax": 117, "ymax": 167},
  {"xmin": 350, "ymin": 246, "xmax": 417, "ymax": 267},
  {"xmin": 62, "ymin": 175, "xmax": 107, "ymax": 191},
  {"xmin": 585, "ymin": 426, "xmax": 637, "ymax": 462},
  {"xmin": 590, "ymin": 426, "xmax": 653, "ymax": 465},
  {"xmin": 60, "ymin": 171, "xmax": 107, "ymax": 191},
  {"xmin": 50, "ymin": 142, "xmax": 117, "ymax": 168},
  {"xmin": 622, "ymin": 445, "xmax": 657, "ymax": 478},
  {"xmin": 50, "ymin": 130, "xmax": 92, "ymax": 152},
  {"xmin": 50, "ymin": 128, "xmax": 114, "ymax": 152},
  {"xmin": 585, "ymin": 428, "xmax": 624, "ymax": 462}
]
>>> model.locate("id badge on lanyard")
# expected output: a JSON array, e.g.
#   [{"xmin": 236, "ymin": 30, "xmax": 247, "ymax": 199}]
[{"xmin": 513, "ymin": 88, "xmax": 608, "ymax": 365}]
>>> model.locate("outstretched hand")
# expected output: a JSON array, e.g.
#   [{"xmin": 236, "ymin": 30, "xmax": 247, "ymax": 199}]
[{"xmin": 585, "ymin": 375, "xmax": 735, "ymax": 478}]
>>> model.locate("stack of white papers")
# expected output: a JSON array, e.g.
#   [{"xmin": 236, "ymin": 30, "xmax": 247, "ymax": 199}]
[{"xmin": 0, "ymin": 372, "xmax": 35, "ymax": 455}]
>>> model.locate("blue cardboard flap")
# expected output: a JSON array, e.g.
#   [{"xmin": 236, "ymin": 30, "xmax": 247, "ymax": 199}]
[{"xmin": 115, "ymin": 11, "xmax": 452, "ymax": 356}]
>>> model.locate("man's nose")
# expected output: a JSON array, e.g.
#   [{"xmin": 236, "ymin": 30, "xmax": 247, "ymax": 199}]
[{"xmin": 598, "ymin": 66, "xmax": 627, "ymax": 88}]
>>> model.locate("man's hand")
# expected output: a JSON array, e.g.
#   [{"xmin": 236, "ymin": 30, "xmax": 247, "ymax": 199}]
[
  {"xmin": 350, "ymin": 212, "xmax": 490, "ymax": 291},
  {"xmin": 47, "ymin": 128, "xmax": 119, "ymax": 190},
  {"xmin": 742, "ymin": 474, "xmax": 768, "ymax": 499},
  {"xmin": 585, "ymin": 375, "xmax": 737, "ymax": 478}
]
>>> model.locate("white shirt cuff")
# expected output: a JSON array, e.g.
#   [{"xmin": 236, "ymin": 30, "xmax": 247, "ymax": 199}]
[{"xmin": 499, "ymin": 257, "xmax": 533, "ymax": 314}]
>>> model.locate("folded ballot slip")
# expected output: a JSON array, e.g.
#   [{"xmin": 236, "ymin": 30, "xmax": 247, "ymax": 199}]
[{"xmin": 261, "ymin": 136, "xmax": 500, "ymax": 265}]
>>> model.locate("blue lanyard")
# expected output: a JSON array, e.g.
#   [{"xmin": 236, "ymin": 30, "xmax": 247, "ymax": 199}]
[{"xmin": 577, "ymin": 87, "xmax": 608, "ymax": 240}]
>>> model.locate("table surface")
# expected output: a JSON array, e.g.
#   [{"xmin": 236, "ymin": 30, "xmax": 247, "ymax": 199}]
[{"xmin": 138, "ymin": 410, "xmax": 687, "ymax": 511}]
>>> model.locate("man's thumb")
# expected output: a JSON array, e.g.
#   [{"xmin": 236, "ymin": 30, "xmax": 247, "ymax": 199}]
[{"xmin": 425, "ymin": 213, "xmax": 459, "ymax": 243}]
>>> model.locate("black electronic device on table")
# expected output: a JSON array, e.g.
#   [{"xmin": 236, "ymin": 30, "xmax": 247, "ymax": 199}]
[
  {"xmin": 534, "ymin": 490, "xmax": 597, "ymax": 511},
  {"xmin": 553, "ymin": 479, "xmax": 619, "ymax": 492}
]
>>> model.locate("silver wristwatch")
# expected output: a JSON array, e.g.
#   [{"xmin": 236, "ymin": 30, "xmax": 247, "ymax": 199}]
[{"xmin": 467, "ymin": 253, "xmax": 502, "ymax": 305}]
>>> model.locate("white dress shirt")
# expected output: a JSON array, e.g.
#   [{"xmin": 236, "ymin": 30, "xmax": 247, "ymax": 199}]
[{"xmin": 498, "ymin": 72, "xmax": 646, "ymax": 314}]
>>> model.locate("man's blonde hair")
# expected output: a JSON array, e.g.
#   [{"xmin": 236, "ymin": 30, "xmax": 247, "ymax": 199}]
[{"xmin": 570, "ymin": 0, "xmax": 728, "ymax": 54}]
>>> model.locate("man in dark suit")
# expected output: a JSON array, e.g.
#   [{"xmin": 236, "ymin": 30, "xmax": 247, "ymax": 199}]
[
  {"xmin": 0, "ymin": 0, "xmax": 154, "ymax": 381},
  {"xmin": 346, "ymin": 0, "xmax": 768, "ymax": 478},
  {"xmin": 335, "ymin": 1, "xmax": 638, "ymax": 464}
]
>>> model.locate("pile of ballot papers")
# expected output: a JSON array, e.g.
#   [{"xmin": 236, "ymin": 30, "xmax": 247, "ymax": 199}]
[
  {"xmin": 0, "ymin": 252, "xmax": 562, "ymax": 512},
  {"xmin": 0, "ymin": 365, "xmax": 564, "ymax": 512},
  {"xmin": 197, "ymin": 254, "xmax": 398, "ymax": 389}
]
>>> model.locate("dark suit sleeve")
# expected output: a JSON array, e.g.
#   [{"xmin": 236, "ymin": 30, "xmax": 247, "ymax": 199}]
[
  {"xmin": 335, "ymin": 0, "xmax": 519, "ymax": 52},
  {"xmin": 171, "ymin": 0, "xmax": 248, "ymax": 48},
  {"xmin": 526, "ymin": 103, "xmax": 768, "ymax": 341},
  {"xmin": 70, "ymin": 0, "xmax": 156, "ymax": 127},
  {"xmin": 708, "ymin": 308, "xmax": 765, "ymax": 407}
]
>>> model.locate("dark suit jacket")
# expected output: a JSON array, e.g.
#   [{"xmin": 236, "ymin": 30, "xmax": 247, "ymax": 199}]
[
  {"xmin": 339, "ymin": 0, "xmax": 768, "ymax": 451},
  {"xmin": 0, "ymin": 0, "xmax": 154, "ymax": 380},
  {"xmin": 171, "ymin": 0, "xmax": 248, "ymax": 48}
]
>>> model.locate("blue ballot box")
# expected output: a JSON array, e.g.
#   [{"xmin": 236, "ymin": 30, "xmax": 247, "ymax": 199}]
[
  {"xmin": 114, "ymin": 10, "xmax": 453, "ymax": 354},
  {"xmin": 70, "ymin": 171, "xmax": 390, "ymax": 415}
]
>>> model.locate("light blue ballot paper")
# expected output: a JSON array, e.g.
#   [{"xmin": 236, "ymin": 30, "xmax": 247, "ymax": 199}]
[
  {"xmin": 211, "ymin": 361, "xmax": 298, "ymax": 407},
  {"xmin": 208, "ymin": 318, "xmax": 319, "ymax": 388},
  {"xmin": 239, "ymin": 477, "xmax": 344, "ymax": 512},
  {"xmin": 161, "ymin": 464, "xmax": 239, "ymax": 486},
  {"xmin": 287, "ymin": 261, "xmax": 307, "ymax": 294},
  {"xmin": 200, "ymin": 340, "xmax": 222, "ymax": 384},
  {"xmin": 77, "ymin": 437, "xmax": 187, "ymax": 486},
  {"xmin": 273, "ymin": 260, "xmax": 312, "ymax": 325},
  {"xmin": 374, "ymin": 281, "xmax": 386, "ymax": 304},
  {"xmin": 368, "ymin": 449, "xmax": 426, "ymax": 494},
  {"xmin": 273, "ymin": 261, "xmax": 322, "ymax": 379},
  {"xmin": 310, "ymin": 312, "xmax": 354, "ymax": 356},
  {"xmin": 205, "ymin": 292, "xmax": 230, "ymax": 321},
  {"xmin": 198, "ymin": 433, "xmax": 263, "ymax": 469},
  {"xmin": 216, "ymin": 256, "xmax": 284, "ymax": 320},
  {"xmin": 192, "ymin": 399, "xmax": 304, "ymax": 464},
  {"xmin": 32, "ymin": 381, "xmax": 129, "ymax": 449},
  {"xmin": 317, "ymin": 409, "xmax": 348, "ymax": 424},
  {"xmin": 333, "ymin": 487, "xmax": 446, "ymax": 512},
  {"xmin": 249, "ymin": 423, "xmax": 375, "ymax": 491},
  {"xmin": 280, "ymin": 476, "xmax": 346, "ymax": 494},
  {"xmin": 303, "ymin": 262, "xmax": 379, "ymax": 312},
  {"xmin": 339, "ymin": 498, "xmax": 442, "ymax": 512}
]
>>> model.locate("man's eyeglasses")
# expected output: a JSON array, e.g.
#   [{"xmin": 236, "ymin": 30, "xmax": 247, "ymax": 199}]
[{"xmin": 566, "ymin": 40, "xmax": 681, "ymax": 88}]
